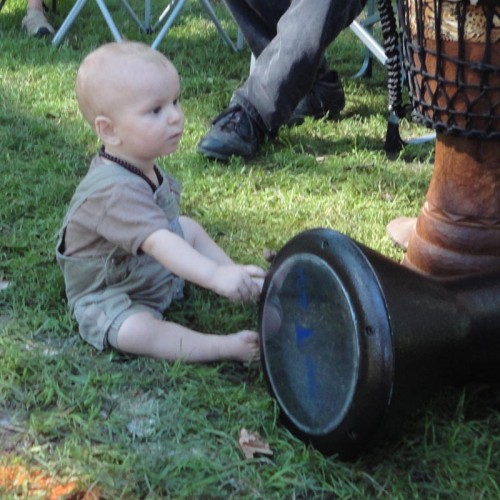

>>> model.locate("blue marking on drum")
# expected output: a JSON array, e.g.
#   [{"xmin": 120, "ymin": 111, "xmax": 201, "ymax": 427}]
[
  {"xmin": 295, "ymin": 267, "xmax": 317, "ymax": 397},
  {"xmin": 295, "ymin": 322, "xmax": 313, "ymax": 347},
  {"xmin": 295, "ymin": 323, "xmax": 318, "ymax": 398}
]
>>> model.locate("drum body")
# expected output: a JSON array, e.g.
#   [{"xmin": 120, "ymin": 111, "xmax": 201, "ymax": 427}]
[
  {"xmin": 398, "ymin": 0, "xmax": 500, "ymax": 276},
  {"xmin": 258, "ymin": 228, "xmax": 500, "ymax": 457}
]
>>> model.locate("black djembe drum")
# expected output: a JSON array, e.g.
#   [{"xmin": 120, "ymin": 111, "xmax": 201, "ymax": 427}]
[
  {"xmin": 259, "ymin": 229, "xmax": 500, "ymax": 458},
  {"xmin": 258, "ymin": 1, "xmax": 500, "ymax": 458}
]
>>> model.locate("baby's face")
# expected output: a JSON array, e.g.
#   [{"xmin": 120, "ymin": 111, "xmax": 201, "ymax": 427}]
[{"xmin": 108, "ymin": 58, "xmax": 185, "ymax": 166}]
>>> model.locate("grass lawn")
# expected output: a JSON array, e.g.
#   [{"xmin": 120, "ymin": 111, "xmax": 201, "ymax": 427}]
[{"xmin": 1, "ymin": 0, "xmax": 499, "ymax": 497}]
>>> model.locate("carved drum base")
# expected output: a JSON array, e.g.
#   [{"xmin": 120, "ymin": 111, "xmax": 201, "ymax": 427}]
[{"xmin": 403, "ymin": 134, "xmax": 500, "ymax": 277}]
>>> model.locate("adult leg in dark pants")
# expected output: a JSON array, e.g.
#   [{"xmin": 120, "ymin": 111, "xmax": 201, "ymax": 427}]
[{"xmin": 198, "ymin": 0, "xmax": 367, "ymax": 161}]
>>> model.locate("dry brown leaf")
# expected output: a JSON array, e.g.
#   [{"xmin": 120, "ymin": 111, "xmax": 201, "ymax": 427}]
[{"xmin": 238, "ymin": 428, "xmax": 273, "ymax": 459}]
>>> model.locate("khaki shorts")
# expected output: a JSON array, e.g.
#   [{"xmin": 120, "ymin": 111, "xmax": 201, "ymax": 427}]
[
  {"xmin": 74, "ymin": 293, "xmax": 163, "ymax": 350},
  {"xmin": 72, "ymin": 259, "xmax": 184, "ymax": 351},
  {"xmin": 64, "ymin": 247, "xmax": 184, "ymax": 352}
]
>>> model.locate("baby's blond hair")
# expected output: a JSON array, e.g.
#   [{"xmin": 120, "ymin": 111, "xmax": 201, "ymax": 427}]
[{"xmin": 76, "ymin": 41, "xmax": 173, "ymax": 126}]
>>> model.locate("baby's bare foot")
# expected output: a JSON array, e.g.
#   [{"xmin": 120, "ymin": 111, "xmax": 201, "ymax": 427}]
[{"xmin": 223, "ymin": 330, "xmax": 260, "ymax": 363}]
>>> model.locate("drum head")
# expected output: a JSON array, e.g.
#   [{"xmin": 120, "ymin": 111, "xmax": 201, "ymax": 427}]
[
  {"xmin": 260, "ymin": 253, "xmax": 359, "ymax": 435},
  {"xmin": 259, "ymin": 229, "xmax": 395, "ymax": 456}
]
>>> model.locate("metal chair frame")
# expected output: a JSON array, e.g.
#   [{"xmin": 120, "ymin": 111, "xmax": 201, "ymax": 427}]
[
  {"xmin": 52, "ymin": 0, "xmax": 240, "ymax": 50},
  {"xmin": 350, "ymin": 0, "xmax": 386, "ymax": 77}
]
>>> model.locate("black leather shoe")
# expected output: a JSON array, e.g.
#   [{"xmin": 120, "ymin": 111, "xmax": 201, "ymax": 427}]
[
  {"xmin": 288, "ymin": 70, "xmax": 346, "ymax": 126},
  {"xmin": 197, "ymin": 105, "xmax": 265, "ymax": 161}
]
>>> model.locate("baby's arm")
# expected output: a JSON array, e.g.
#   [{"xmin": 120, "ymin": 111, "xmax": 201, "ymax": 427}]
[
  {"xmin": 178, "ymin": 216, "xmax": 234, "ymax": 265},
  {"xmin": 179, "ymin": 216, "xmax": 266, "ymax": 293},
  {"xmin": 178, "ymin": 217, "xmax": 266, "ymax": 292},
  {"xmin": 141, "ymin": 227, "xmax": 266, "ymax": 301}
]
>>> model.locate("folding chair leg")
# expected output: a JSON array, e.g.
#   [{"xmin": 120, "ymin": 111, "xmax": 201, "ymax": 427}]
[
  {"xmin": 151, "ymin": 0, "xmax": 187, "ymax": 49},
  {"xmin": 351, "ymin": 0, "xmax": 378, "ymax": 78},
  {"xmin": 95, "ymin": 0, "xmax": 124, "ymax": 40},
  {"xmin": 52, "ymin": 0, "xmax": 238, "ymax": 50},
  {"xmin": 198, "ymin": 0, "xmax": 237, "ymax": 51},
  {"xmin": 52, "ymin": 0, "xmax": 89, "ymax": 45},
  {"xmin": 151, "ymin": 0, "xmax": 238, "ymax": 51},
  {"xmin": 52, "ymin": 0, "xmax": 123, "ymax": 45},
  {"xmin": 349, "ymin": 20, "xmax": 387, "ymax": 67},
  {"xmin": 119, "ymin": 0, "xmax": 150, "ymax": 33}
]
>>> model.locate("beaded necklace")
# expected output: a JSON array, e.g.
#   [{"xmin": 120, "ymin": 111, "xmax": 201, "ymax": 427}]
[{"xmin": 99, "ymin": 146, "xmax": 163, "ymax": 193}]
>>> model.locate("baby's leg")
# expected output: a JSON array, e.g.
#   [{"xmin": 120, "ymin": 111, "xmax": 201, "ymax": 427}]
[
  {"xmin": 115, "ymin": 311, "xmax": 260, "ymax": 363},
  {"xmin": 179, "ymin": 216, "xmax": 234, "ymax": 265}
]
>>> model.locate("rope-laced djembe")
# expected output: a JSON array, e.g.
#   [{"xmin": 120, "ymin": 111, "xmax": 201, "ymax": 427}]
[{"xmin": 397, "ymin": 0, "xmax": 500, "ymax": 277}]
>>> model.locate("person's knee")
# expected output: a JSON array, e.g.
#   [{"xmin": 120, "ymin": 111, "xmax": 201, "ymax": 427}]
[{"xmin": 113, "ymin": 310, "xmax": 160, "ymax": 351}]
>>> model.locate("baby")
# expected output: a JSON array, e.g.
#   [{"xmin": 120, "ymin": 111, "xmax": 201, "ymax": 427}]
[{"xmin": 56, "ymin": 41, "xmax": 266, "ymax": 363}]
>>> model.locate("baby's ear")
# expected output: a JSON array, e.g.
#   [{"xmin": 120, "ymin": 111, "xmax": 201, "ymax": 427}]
[{"xmin": 94, "ymin": 115, "xmax": 120, "ymax": 146}]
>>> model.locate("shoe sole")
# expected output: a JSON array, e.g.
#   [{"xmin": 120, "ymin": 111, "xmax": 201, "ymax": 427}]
[
  {"xmin": 197, "ymin": 145, "xmax": 231, "ymax": 162},
  {"xmin": 22, "ymin": 26, "xmax": 53, "ymax": 37},
  {"xmin": 35, "ymin": 28, "xmax": 52, "ymax": 37},
  {"xmin": 197, "ymin": 144, "xmax": 258, "ymax": 162}
]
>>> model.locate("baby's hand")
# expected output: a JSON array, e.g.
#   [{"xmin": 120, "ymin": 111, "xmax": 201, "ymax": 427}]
[
  {"xmin": 251, "ymin": 276, "xmax": 265, "ymax": 293},
  {"xmin": 211, "ymin": 264, "xmax": 266, "ymax": 301}
]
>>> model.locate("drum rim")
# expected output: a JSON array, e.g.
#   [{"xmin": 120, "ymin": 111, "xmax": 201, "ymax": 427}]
[{"xmin": 258, "ymin": 228, "xmax": 395, "ymax": 456}]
